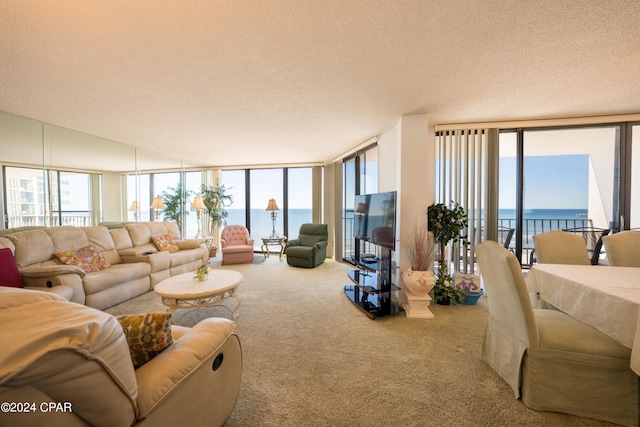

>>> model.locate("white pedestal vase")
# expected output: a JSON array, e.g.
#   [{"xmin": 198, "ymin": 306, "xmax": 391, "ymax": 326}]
[{"xmin": 401, "ymin": 269, "xmax": 436, "ymax": 319}]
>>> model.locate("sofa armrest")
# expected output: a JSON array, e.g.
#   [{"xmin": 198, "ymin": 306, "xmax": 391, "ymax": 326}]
[
  {"xmin": 175, "ymin": 239, "xmax": 201, "ymax": 250},
  {"xmin": 21, "ymin": 264, "xmax": 86, "ymax": 278},
  {"xmin": 247, "ymin": 238, "xmax": 254, "ymax": 246},
  {"xmin": 24, "ymin": 285, "xmax": 74, "ymax": 300},
  {"xmin": 134, "ymin": 318, "xmax": 240, "ymax": 419},
  {"xmin": 119, "ymin": 246, "xmax": 159, "ymax": 257},
  {"xmin": 220, "ymin": 238, "xmax": 228, "ymax": 248},
  {"xmin": 286, "ymin": 239, "xmax": 301, "ymax": 248},
  {"xmin": 120, "ymin": 252, "xmax": 170, "ymax": 273},
  {"xmin": 314, "ymin": 241, "xmax": 328, "ymax": 250},
  {"xmin": 20, "ymin": 270, "xmax": 86, "ymax": 305}
]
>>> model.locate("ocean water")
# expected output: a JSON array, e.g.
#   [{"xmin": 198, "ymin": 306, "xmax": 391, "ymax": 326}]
[
  {"xmin": 221, "ymin": 208, "xmax": 590, "ymax": 247},
  {"xmin": 225, "ymin": 208, "xmax": 312, "ymax": 240},
  {"xmin": 499, "ymin": 208, "xmax": 588, "ymax": 220}
]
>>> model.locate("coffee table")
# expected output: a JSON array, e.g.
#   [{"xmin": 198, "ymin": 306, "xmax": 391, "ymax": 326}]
[{"xmin": 154, "ymin": 268, "xmax": 243, "ymax": 320}]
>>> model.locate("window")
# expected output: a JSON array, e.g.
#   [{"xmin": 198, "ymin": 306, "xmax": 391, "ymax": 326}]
[
  {"xmin": 499, "ymin": 125, "xmax": 622, "ymax": 265},
  {"xmin": 3, "ymin": 166, "xmax": 94, "ymax": 228},
  {"xmin": 287, "ymin": 168, "xmax": 313, "ymax": 239},
  {"xmin": 221, "ymin": 167, "xmax": 315, "ymax": 251},
  {"xmin": 342, "ymin": 144, "xmax": 378, "ymax": 263},
  {"xmin": 250, "ymin": 169, "xmax": 283, "ymax": 248},
  {"xmin": 221, "ymin": 170, "xmax": 247, "ymax": 227},
  {"xmin": 630, "ymin": 124, "xmax": 640, "ymax": 229}
]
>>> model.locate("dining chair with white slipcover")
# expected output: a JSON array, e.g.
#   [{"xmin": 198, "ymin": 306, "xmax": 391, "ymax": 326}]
[
  {"xmin": 602, "ymin": 230, "xmax": 640, "ymax": 267},
  {"xmin": 532, "ymin": 230, "xmax": 591, "ymax": 265},
  {"xmin": 475, "ymin": 240, "xmax": 637, "ymax": 426}
]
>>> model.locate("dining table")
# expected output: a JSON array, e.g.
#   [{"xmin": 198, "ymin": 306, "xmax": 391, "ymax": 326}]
[{"xmin": 526, "ymin": 263, "xmax": 640, "ymax": 375}]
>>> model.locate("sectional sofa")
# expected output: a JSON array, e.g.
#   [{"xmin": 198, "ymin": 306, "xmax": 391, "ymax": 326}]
[{"xmin": 0, "ymin": 222, "xmax": 208, "ymax": 310}]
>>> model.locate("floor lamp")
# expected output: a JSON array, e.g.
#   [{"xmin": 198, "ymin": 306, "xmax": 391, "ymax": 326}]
[
  {"xmin": 355, "ymin": 202, "xmax": 367, "ymax": 237},
  {"xmin": 191, "ymin": 195, "xmax": 206, "ymax": 238},
  {"xmin": 266, "ymin": 198, "xmax": 279, "ymax": 238}
]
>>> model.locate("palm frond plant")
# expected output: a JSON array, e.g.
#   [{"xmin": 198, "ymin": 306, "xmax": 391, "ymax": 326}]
[
  {"xmin": 161, "ymin": 182, "xmax": 193, "ymax": 231},
  {"xmin": 200, "ymin": 182, "xmax": 233, "ymax": 237}
]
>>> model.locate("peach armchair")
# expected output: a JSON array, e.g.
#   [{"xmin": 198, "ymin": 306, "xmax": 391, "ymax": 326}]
[{"xmin": 220, "ymin": 225, "xmax": 254, "ymax": 265}]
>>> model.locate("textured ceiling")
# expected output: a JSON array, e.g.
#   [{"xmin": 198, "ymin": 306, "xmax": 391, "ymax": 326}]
[{"xmin": 1, "ymin": 1, "xmax": 640, "ymax": 168}]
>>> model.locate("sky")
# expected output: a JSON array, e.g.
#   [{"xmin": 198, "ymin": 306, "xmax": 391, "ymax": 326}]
[{"xmin": 499, "ymin": 154, "xmax": 589, "ymax": 210}]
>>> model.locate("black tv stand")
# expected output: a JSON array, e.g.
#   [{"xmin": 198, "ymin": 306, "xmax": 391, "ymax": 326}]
[{"xmin": 344, "ymin": 247, "xmax": 402, "ymax": 319}]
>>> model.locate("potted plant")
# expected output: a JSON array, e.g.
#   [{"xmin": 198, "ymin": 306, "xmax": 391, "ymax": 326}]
[
  {"xmin": 200, "ymin": 182, "xmax": 233, "ymax": 256},
  {"xmin": 401, "ymin": 222, "xmax": 437, "ymax": 297},
  {"xmin": 427, "ymin": 202, "xmax": 468, "ymax": 305},
  {"xmin": 160, "ymin": 182, "xmax": 193, "ymax": 231}
]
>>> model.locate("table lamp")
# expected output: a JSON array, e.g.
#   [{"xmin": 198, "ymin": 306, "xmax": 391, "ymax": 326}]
[
  {"xmin": 128, "ymin": 200, "xmax": 139, "ymax": 221},
  {"xmin": 150, "ymin": 196, "xmax": 165, "ymax": 221},
  {"xmin": 266, "ymin": 198, "xmax": 279, "ymax": 237}
]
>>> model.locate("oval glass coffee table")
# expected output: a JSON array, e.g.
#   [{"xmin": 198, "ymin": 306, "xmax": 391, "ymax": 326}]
[{"xmin": 154, "ymin": 268, "xmax": 243, "ymax": 321}]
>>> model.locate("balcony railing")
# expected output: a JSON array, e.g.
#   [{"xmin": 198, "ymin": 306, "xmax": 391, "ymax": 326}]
[
  {"xmin": 342, "ymin": 214, "xmax": 595, "ymax": 269},
  {"xmin": 7, "ymin": 213, "xmax": 95, "ymax": 229},
  {"xmin": 499, "ymin": 217, "xmax": 593, "ymax": 267}
]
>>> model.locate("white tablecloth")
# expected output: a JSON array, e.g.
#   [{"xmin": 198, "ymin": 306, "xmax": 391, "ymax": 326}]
[{"xmin": 526, "ymin": 264, "xmax": 640, "ymax": 374}]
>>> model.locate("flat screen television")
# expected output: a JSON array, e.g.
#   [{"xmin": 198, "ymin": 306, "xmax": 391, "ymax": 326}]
[{"xmin": 353, "ymin": 191, "xmax": 397, "ymax": 250}]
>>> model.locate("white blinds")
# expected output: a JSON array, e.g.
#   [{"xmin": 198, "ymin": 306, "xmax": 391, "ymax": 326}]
[{"xmin": 435, "ymin": 129, "xmax": 498, "ymax": 274}]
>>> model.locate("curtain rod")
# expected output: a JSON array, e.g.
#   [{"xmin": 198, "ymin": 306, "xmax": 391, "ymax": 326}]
[{"xmin": 435, "ymin": 113, "xmax": 640, "ymax": 131}]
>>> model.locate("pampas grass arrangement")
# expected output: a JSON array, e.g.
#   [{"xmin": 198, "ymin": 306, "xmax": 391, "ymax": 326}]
[{"xmin": 403, "ymin": 222, "xmax": 435, "ymax": 271}]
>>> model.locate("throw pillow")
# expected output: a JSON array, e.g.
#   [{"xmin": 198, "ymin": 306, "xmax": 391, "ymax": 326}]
[
  {"xmin": 54, "ymin": 245, "xmax": 111, "ymax": 273},
  {"xmin": 117, "ymin": 312, "xmax": 174, "ymax": 369},
  {"xmin": 0, "ymin": 247, "xmax": 24, "ymax": 288},
  {"xmin": 151, "ymin": 234, "xmax": 180, "ymax": 253}
]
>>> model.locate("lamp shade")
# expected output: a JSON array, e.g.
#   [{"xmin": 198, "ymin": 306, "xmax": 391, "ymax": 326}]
[
  {"xmin": 266, "ymin": 198, "xmax": 279, "ymax": 211},
  {"xmin": 150, "ymin": 196, "xmax": 165, "ymax": 210},
  {"xmin": 191, "ymin": 195, "xmax": 206, "ymax": 210},
  {"xmin": 355, "ymin": 202, "xmax": 367, "ymax": 214},
  {"xmin": 128, "ymin": 201, "xmax": 139, "ymax": 211}
]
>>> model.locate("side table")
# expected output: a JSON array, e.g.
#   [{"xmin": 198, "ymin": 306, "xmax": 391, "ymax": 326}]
[{"xmin": 260, "ymin": 235, "xmax": 287, "ymax": 261}]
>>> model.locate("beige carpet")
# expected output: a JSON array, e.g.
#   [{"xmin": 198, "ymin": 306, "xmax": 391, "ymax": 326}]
[{"xmin": 107, "ymin": 257, "xmax": 613, "ymax": 427}]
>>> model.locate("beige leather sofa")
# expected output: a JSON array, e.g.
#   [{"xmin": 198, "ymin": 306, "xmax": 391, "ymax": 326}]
[
  {"xmin": 0, "ymin": 222, "xmax": 209, "ymax": 310},
  {"xmin": 0, "ymin": 287, "xmax": 242, "ymax": 427},
  {"xmin": 112, "ymin": 222, "xmax": 209, "ymax": 286}
]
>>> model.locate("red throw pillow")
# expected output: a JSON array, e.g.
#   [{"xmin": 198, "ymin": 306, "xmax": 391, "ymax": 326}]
[{"xmin": 0, "ymin": 247, "xmax": 24, "ymax": 288}]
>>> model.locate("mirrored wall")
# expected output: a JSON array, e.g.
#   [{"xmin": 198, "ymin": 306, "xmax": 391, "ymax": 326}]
[{"xmin": 0, "ymin": 110, "xmax": 204, "ymax": 230}]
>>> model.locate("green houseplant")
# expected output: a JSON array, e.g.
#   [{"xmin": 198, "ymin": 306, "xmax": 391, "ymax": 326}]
[
  {"xmin": 427, "ymin": 202, "xmax": 468, "ymax": 304},
  {"xmin": 161, "ymin": 182, "xmax": 193, "ymax": 231},
  {"xmin": 200, "ymin": 182, "xmax": 233, "ymax": 238}
]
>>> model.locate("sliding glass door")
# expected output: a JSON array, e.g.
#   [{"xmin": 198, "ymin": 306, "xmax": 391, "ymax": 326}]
[
  {"xmin": 499, "ymin": 125, "xmax": 620, "ymax": 265},
  {"xmin": 630, "ymin": 124, "xmax": 640, "ymax": 229}
]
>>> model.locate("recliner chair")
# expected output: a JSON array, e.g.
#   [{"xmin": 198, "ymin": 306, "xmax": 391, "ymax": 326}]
[
  {"xmin": 0, "ymin": 287, "xmax": 242, "ymax": 427},
  {"xmin": 285, "ymin": 224, "xmax": 328, "ymax": 268}
]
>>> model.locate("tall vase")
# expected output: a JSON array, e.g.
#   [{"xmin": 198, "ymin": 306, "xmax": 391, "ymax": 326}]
[{"xmin": 402, "ymin": 269, "xmax": 436, "ymax": 297}]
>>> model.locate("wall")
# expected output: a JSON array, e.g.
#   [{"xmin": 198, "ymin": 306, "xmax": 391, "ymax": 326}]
[
  {"xmin": 101, "ymin": 172, "xmax": 123, "ymax": 222},
  {"xmin": 377, "ymin": 113, "xmax": 434, "ymax": 271}
]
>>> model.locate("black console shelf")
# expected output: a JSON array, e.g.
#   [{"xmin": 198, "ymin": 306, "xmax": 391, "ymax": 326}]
[{"xmin": 344, "ymin": 254, "xmax": 403, "ymax": 320}]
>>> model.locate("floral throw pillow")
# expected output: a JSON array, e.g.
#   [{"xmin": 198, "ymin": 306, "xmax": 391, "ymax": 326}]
[
  {"xmin": 116, "ymin": 312, "xmax": 174, "ymax": 369},
  {"xmin": 54, "ymin": 245, "xmax": 111, "ymax": 273},
  {"xmin": 151, "ymin": 234, "xmax": 180, "ymax": 253}
]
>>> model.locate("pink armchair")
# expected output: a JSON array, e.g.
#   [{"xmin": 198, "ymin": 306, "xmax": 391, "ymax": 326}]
[{"xmin": 220, "ymin": 225, "xmax": 254, "ymax": 265}]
